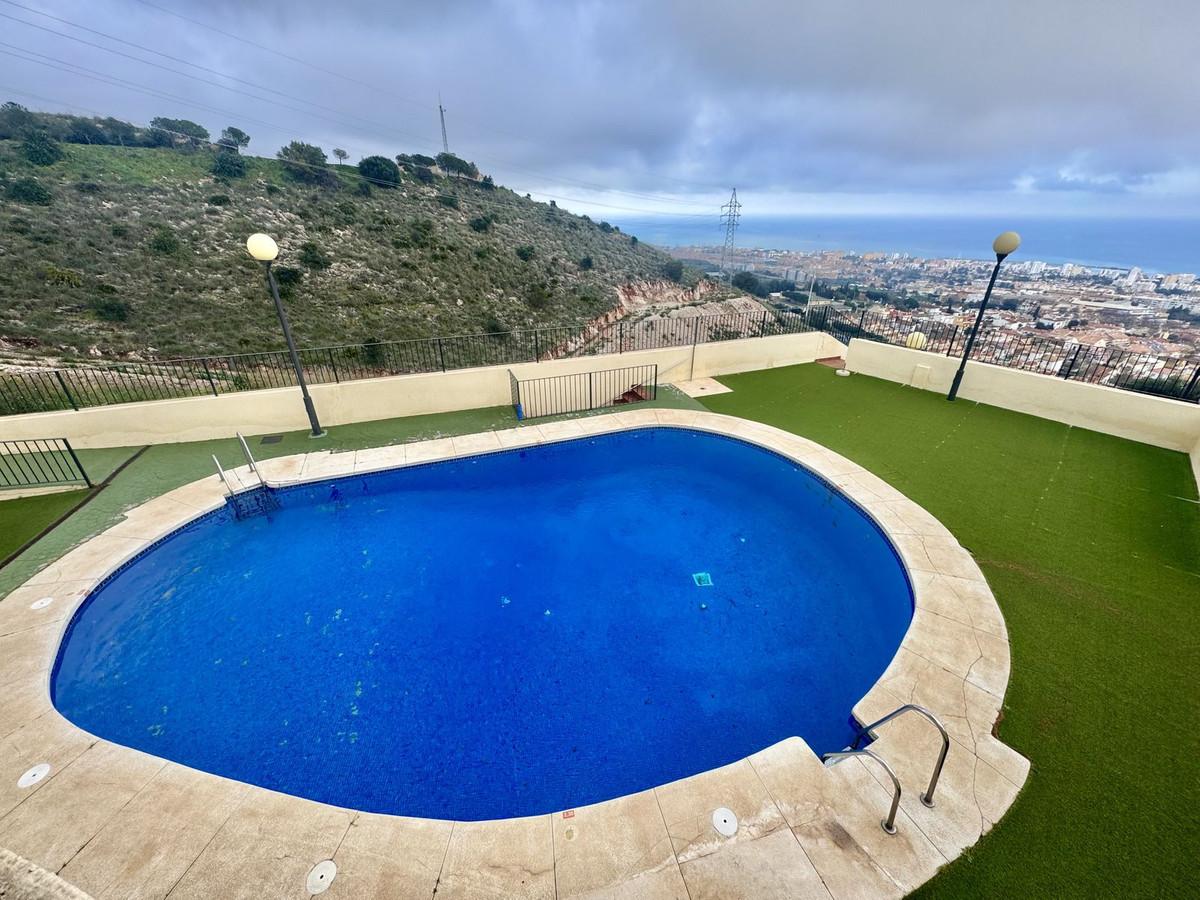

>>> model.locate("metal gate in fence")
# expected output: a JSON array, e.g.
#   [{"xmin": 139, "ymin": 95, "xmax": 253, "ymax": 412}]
[
  {"xmin": 0, "ymin": 438, "xmax": 92, "ymax": 490},
  {"xmin": 509, "ymin": 364, "xmax": 657, "ymax": 420}
]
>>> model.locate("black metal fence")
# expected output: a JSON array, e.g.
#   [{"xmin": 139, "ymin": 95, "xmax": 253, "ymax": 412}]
[
  {"xmin": 0, "ymin": 310, "xmax": 812, "ymax": 416},
  {"xmin": 2, "ymin": 303, "xmax": 1196, "ymax": 414},
  {"xmin": 0, "ymin": 438, "xmax": 92, "ymax": 489},
  {"xmin": 511, "ymin": 364, "xmax": 658, "ymax": 419},
  {"xmin": 809, "ymin": 305, "xmax": 1200, "ymax": 403}
]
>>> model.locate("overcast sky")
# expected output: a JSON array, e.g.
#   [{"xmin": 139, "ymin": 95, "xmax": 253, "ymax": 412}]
[{"xmin": 2, "ymin": 0, "xmax": 1197, "ymax": 221}]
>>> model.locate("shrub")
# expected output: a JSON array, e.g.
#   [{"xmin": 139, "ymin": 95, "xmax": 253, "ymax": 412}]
[
  {"xmin": 411, "ymin": 166, "xmax": 435, "ymax": 184},
  {"xmin": 355, "ymin": 181, "xmax": 372, "ymax": 197},
  {"xmin": 599, "ymin": 221, "xmax": 614, "ymax": 233},
  {"xmin": 207, "ymin": 194, "xmax": 231, "ymax": 206},
  {"xmin": 22, "ymin": 131, "xmax": 64, "ymax": 166},
  {"xmin": 515, "ymin": 244, "xmax": 535, "ymax": 262},
  {"xmin": 358, "ymin": 155, "xmax": 400, "ymax": 188},
  {"xmin": 211, "ymin": 151, "xmax": 246, "ymax": 179},
  {"xmin": 7, "ymin": 178, "xmax": 52, "ymax": 205},
  {"xmin": 482, "ymin": 313, "xmax": 507, "ymax": 334},
  {"xmin": 479, "ymin": 175, "xmax": 495, "ymax": 190},
  {"xmin": 437, "ymin": 193, "xmax": 459, "ymax": 208},
  {"xmin": 578, "ymin": 256, "xmax": 593, "ymax": 270},
  {"xmin": 410, "ymin": 154, "xmax": 436, "ymax": 167},
  {"xmin": 75, "ymin": 181, "xmax": 102, "ymax": 195},
  {"xmin": 148, "ymin": 225, "xmax": 180, "ymax": 255},
  {"xmin": 630, "ymin": 235, "xmax": 638, "ymax": 246},
  {"xmin": 277, "ymin": 141, "xmax": 331, "ymax": 183},
  {"xmin": 474, "ymin": 246, "xmax": 491, "ymax": 260},
  {"xmin": 732, "ymin": 271, "xmax": 766, "ymax": 296},
  {"xmin": 265, "ymin": 183, "xmax": 281, "ymax": 195},
  {"xmin": 361, "ymin": 339, "xmax": 385, "ymax": 366},
  {"xmin": 42, "ymin": 265, "xmax": 83, "ymax": 287},
  {"xmin": 526, "ymin": 281, "xmax": 552, "ymax": 308},
  {"xmin": 468, "ymin": 215, "xmax": 492, "ymax": 233},
  {"xmin": 8, "ymin": 216, "xmax": 31, "ymax": 234},
  {"xmin": 272, "ymin": 266, "xmax": 304, "ymax": 296},
  {"xmin": 408, "ymin": 218, "xmax": 435, "ymax": 248},
  {"xmin": 89, "ymin": 296, "xmax": 130, "ymax": 321},
  {"xmin": 111, "ymin": 223, "xmax": 129, "ymax": 237},
  {"xmin": 298, "ymin": 241, "xmax": 331, "ymax": 270},
  {"xmin": 663, "ymin": 259, "xmax": 685, "ymax": 282}
]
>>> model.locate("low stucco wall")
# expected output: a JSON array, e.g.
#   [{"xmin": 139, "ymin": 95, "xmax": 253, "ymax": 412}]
[
  {"xmin": 0, "ymin": 331, "xmax": 845, "ymax": 448},
  {"xmin": 844, "ymin": 338, "xmax": 1200, "ymax": 454}
]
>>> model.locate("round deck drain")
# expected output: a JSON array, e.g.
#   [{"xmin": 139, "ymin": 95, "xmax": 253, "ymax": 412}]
[
  {"xmin": 306, "ymin": 859, "xmax": 337, "ymax": 894},
  {"xmin": 30, "ymin": 596, "xmax": 54, "ymax": 610},
  {"xmin": 18, "ymin": 764, "xmax": 51, "ymax": 788},
  {"xmin": 712, "ymin": 807, "xmax": 738, "ymax": 837}
]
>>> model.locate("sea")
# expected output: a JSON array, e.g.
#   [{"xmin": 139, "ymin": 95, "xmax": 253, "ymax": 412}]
[{"xmin": 611, "ymin": 215, "xmax": 1200, "ymax": 275}]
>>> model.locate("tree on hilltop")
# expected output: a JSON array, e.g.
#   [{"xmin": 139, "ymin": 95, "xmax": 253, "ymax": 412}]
[
  {"xmin": 218, "ymin": 126, "xmax": 250, "ymax": 152},
  {"xmin": 277, "ymin": 141, "xmax": 333, "ymax": 184},
  {"xmin": 333, "ymin": 148, "xmax": 348, "ymax": 164},
  {"xmin": 358, "ymin": 155, "xmax": 401, "ymax": 188}
]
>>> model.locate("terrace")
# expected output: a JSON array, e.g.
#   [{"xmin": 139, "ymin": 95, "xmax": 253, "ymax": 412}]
[{"xmin": 0, "ymin": 333, "xmax": 1197, "ymax": 897}]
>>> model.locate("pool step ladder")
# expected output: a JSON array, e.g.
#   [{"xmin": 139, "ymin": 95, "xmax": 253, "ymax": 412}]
[
  {"xmin": 821, "ymin": 704, "xmax": 950, "ymax": 834},
  {"xmin": 212, "ymin": 439, "xmax": 280, "ymax": 520}
]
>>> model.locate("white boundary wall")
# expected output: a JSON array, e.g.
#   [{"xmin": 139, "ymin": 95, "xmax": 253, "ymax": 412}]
[
  {"xmin": 845, "ymin": 339, "xmax": 1200, "ymax": 459},
  {"xmin": 0, "ymin": 331, "xmax": 845, "ymax": 448}
]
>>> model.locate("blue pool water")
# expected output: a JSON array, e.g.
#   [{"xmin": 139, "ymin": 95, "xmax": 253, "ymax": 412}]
[{"xmin": 53, "ymin": 428, "xmax": 913, "ymax": 820}]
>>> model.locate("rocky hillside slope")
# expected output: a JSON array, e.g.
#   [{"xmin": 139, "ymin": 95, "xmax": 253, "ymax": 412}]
[{"xmin": 0, "ymin": 138, "xmax": 714, "ymax": 363}]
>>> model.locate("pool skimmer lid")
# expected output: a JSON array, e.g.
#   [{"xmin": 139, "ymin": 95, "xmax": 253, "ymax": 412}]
[
  {"xmin": 692, "ymin": 572, "xmax": 713, "ymax": 587},
  {"xmin": 712, "ymin": 807, "xmax": 738, "ymax": 837},
  {"xmin": 18, "ymin": 764, "xmax": 51, "ymax": 788},
  {"xmin": 306, "ymin": 859, "xmax": 336, "ymax": 894}
]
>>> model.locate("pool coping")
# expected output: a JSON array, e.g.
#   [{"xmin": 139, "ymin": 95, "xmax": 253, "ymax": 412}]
[{"xmin": 0, "ymin": 409, "xmax": 1029, "ymax": 900}]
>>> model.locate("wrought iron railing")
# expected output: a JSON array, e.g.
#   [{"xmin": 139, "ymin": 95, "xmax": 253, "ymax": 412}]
[
  {"xmin": 0, "ymin": 310, "xmax": 810, "ymax": 416},
  {"xmin": 1, "ymin": 303, "xmax": 1194, "ymax": 414},
  {"xmin": 511, "ymin": 364, "xmax": 658, "ymax": 420},
  {"xmin": 0, "ymin": 438, "xmax": 92, "ymax": 489},
  {"xmin": 808, "ymin": 305, "xmax": 1200, "ymax": 403}
]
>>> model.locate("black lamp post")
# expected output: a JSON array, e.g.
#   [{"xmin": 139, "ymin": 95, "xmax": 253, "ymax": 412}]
[
  {"xmin": 245, "ymin": 233, "xmax": 325, "ymax": 437},
  {"xmin": 947, "ymin": 230, "xmax": 1021, "ymax": 401}
]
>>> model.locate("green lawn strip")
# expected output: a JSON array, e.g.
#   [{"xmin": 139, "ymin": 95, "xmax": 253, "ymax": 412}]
[
  {"xmin": 0, "ymin": 391, "xmax": 698, "ymax": 596},
  {"xmin": 701, "ymin": 363, "xmax": 1199, "ymax": 898}
]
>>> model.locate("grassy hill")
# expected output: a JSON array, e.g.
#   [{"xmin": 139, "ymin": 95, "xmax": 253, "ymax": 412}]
[{"xmin": 0, "ymin": 138, "xmax": 702, "ymax": 363}]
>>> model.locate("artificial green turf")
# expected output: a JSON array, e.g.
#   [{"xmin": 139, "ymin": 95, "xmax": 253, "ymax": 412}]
[
  {"xmin": 700, "ymin": 364, "xmax": 1199, "ymax": 898},
  {"xmin": 0, "ymin": 489, "xmax": 93, "ymax": 563}
]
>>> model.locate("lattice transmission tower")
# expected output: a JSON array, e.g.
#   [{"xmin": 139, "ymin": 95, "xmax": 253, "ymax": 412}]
[
  {"xmin": 438, "ymin": 94, "xmax": 450, "ymax": 154},
  {"xmin": 719, "ymin": 188, "xmax": 741, "ymax": 278}
]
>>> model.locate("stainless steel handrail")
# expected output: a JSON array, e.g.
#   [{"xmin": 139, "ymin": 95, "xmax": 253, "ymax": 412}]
[
  {"xmin": 851, "ymin": 704, "xmax": 950, "ymax": 807},
  {"xmin": 822, "ymin": 748, "xmax": 902, "ymax": 834},
  {"xmin": 236, "ymin": 432, "xmax": 262, "ymax": 483},
  {"xmin": 211, "ymin": 454, "xmax": 234, "ymax": 496}
]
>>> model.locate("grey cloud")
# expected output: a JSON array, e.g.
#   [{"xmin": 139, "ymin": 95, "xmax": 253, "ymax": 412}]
[{"xmin": 3, "ymin": 0, "xmax": 1195, "ymax": 213}]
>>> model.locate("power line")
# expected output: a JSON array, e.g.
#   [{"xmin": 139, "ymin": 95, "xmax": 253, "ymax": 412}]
[
  {"xmin": 2, "ymin": 2, "xmax": 725, "ymax": 210},
  {"xmin": 128, "ymin": 0, "xmax": 728, "ymax": 198}
]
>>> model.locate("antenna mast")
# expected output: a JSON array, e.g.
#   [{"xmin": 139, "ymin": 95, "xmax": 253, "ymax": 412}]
[
  {"xmin": 438, "ymin": 94, "xmax": 450, "ymax": 155},
  {"xmin": 719, "ymin": 188, "xmax": 741, "ymax": 279}
]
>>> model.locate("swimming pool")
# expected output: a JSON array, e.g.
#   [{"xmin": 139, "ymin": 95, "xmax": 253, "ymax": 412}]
[{"xmin": 52, "ymin": 427, "xmax": 913, "ymax": 821}]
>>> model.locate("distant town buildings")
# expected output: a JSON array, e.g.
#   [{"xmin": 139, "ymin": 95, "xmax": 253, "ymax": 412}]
[{"xmin": 673, "ymin": 245, "xmax": 1200, "ymax": 358}]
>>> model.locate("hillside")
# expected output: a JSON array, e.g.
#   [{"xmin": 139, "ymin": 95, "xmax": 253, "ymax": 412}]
[{"xmin": 0, "ymin": 133, "xmax": 717, "ymax": 363}]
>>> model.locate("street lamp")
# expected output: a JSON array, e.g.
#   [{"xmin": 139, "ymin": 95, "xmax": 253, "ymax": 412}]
[
  {"xmin": 946, "ymin": 230, "xmax": 1020, "ymax": 401},
  {"xmin": 245, "ymin": 233, "xmax": 325, "ymax": 437}
]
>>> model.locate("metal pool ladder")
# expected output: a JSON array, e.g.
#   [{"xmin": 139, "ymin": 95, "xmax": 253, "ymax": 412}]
[{"xmin": 822, "ymin": 704, "xmax": 950, "ymax": 834}]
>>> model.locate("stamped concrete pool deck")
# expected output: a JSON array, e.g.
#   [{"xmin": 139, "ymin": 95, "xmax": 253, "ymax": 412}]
[{"xmin": 0, "ymin": 408, "xmax": 1028, "ymax": 899}]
